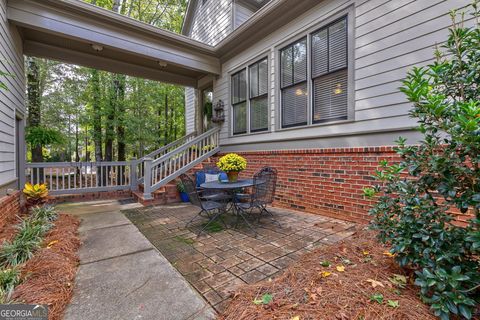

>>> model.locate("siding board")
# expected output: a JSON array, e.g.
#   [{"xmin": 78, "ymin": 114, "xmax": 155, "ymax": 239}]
[
  {"xmin": 0, "ymin": 0, "xmax": 25, "ymax": 188},
  {"xmin": 216, "ymin": 0, "xmax": 466, "ymax": 150}
]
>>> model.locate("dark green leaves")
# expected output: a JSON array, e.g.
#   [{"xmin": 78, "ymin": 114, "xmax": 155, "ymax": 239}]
[{"xmin": 366, "ymin": 3, "xmax": 480, "ymax": 319}]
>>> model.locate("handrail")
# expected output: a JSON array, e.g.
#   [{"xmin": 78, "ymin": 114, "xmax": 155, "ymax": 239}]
[
  {"xmin": 140, "ymin": 132, "xmax": 196, "ymax": 162},
  {"xmin": 144, "ymin": 127, "xmax": 221, "ymax": 198},
  {"xmin": 152, "ymin": 127, "xmax": 220, "ymax": 166}
]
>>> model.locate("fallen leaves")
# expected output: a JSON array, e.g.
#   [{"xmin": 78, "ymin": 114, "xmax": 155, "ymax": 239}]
[
  {"xmin": 387, "ymin": 300, "xmax": 400, "ymax": 308},
  {"xmin": 370, "ymin": 293, "xmax": 384, "ymax": 304},
  {"xmin": 320, "ymin": 271, "xmax": 332, "ymax": 278},
  {"xmin": 389, "ymin": 274, "xmax": 407, "ymax": 288},
  {"xmin": 366, "ymin": 279, "xmax": 385, "ymax": 288},
  {"xmin": 253, "ymin": 293, "xmax": 273, "ymax": 305},
  {"xmin": 46, "ymin": 240, "xmax": 59, "ymax": 248},
  {"xmin": 291, "ymin": 316, "xmax": 300, "ymax": 320},
  {"xmin": 336, "ymin": 265, "xmax": 345, "ymax": 272},
  {"xmin": 383, "ymin": 251, "xmax": 395, "ymax": 257}
]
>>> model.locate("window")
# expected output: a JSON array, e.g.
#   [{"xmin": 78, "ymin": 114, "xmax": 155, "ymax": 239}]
[
  {"xmin": 249, "ymin": 58, "xmax": 268, "ymax": 132},
  {"xmin": 231, "ymin": 57, "xmax": 269, "ymax": 135},
  {"xmin": 231, "ymin": 69, "xmax": 247, "ymax": 135},
  {"xmin": 280, "ymin": 38, "xmax": 307, "ymax": 128},
  {"xmin": 311, "ymin": 18, "xmax": 348, "ymax": 123},
  {"xmin": 279, "ymin": 16, "xmax": 349, "ymax": 129}
]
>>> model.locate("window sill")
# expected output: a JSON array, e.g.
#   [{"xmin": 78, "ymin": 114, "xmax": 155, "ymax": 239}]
[
  {"xmin": 230, "ymin": 129, "xmax": 271, "ymax": 138},
  {"xmin": 276, "ymin": 118, "xmax": 355, "ymax": 132}
]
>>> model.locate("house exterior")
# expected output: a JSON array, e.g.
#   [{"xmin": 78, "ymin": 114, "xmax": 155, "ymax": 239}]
[
  {"xmin": 181, "ymin": 0, "xmax": 471, "ymax": 222},
  {"xmin": 0, "ymin": 0, "xmax": 472, "ymax": 224}
]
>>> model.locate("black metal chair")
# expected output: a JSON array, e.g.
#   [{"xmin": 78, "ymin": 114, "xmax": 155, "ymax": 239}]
[
  {"xmin": 196, "ymin": 165, "xmax": 231, "ymax": 202},
  {"xmin": 236, "ymin": 167, "xmax": 280, "ymax": 226},
  {"xmin": 180, "ymin": 174, "xmax": 228, "ymax": 236}
]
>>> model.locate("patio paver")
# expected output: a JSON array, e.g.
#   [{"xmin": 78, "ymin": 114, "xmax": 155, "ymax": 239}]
[
  {"xmin": 60, "ymin": 200, "xmax": 216, "ymax": 320},
  {"xmin": 124, "ymin": 203, "xmax": 356, "ymax": 312}
]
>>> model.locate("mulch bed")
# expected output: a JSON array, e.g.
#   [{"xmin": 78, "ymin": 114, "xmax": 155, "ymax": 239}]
[
  {"xmin": 11, "ymin": 214, "xmax": 80, "ymax": 320},
  {"xmin": 219, "ymin": 230, "xmax": 435, "ymax": 320}
]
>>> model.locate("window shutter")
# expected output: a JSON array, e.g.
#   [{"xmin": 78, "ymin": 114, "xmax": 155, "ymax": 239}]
[
  {"xmin": 233, "ymin": 102, "xmax": 247, "ymax": 134},
  {"xmin": 313, "ymin": 69, "xmax": 348, "ymax": 123},
  {"xmin": 250, "ymin": 97, "xmax": 268, "ymax": 132},
  {"xmin": 329, "ymin": 19, "xmax": 347, "ymax": 71},
  {"xmin": 282, "ymin": 83, "xmax": 307, "ymax": 127}
]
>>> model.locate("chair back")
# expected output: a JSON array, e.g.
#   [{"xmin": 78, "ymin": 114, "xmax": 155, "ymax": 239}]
[
  {"xmin": 180, "ymin": 174, "xmax": 203, "ymax": 208},
  {"xmin": 252, "ymin": 167, "xmax": 277, "ymax": 205}
]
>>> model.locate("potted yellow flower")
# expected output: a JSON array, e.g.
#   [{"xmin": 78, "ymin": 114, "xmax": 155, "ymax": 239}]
[{"xmin": 216, "ymin": 153, "xmax": 247, "ymax": 182}]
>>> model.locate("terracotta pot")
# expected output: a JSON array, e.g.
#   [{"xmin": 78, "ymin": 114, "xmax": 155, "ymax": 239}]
[{"xmin": 227, "ymin": 171, "xmax": 239, "ymax": 183}]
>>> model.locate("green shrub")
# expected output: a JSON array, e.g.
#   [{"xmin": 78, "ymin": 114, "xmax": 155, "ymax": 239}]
[
  {"xmin": 364, "ymin": 3, "xmax": 479, "ymax": 319},
  {"xmin": 0, "ymin": 205, "xmax": 58, "ymax": 267},
  {"xmin": 0, "ymin": 268, "xmax": 20, "ymax": 293},
  {"xmin": 31, "ymin": 205, "xmax": 58, "ymax": 223}
]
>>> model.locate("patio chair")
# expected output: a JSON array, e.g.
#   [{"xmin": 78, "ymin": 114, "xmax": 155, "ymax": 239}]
[
  {"xmin": 235, "ymin": 167, "xmax": 280, "ymax": 226},
  {"xmin": 195, "ymin": 165, "xmax": 231, "ymax": 202},
  {"xmin": 180, "ymin": 174, "xmax": 228, "ymax": 236}
]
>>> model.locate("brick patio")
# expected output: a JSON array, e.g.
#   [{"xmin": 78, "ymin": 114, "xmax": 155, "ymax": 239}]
[{"xmin": 123, "ymin": 204, "xmax": 356, "ymax": 313}]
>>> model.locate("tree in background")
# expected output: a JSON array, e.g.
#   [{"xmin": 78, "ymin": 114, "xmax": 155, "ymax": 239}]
[{"xmin": 25, "ymin": 0, "xmax": 188, "ymax": 163}]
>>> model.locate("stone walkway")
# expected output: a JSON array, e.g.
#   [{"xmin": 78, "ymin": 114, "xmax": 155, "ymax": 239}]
[
  {"xmin": 59, "ymin": 200, "xmax": 216, "ymax": 320},
  {"xmin": 124, "ymin": 204, "xmax": 356, "ymax": 313}
]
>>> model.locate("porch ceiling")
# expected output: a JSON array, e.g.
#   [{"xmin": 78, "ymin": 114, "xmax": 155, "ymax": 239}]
[{"xmin": 7, "ymin": 0, "xmax": 221, "ymax": 88}]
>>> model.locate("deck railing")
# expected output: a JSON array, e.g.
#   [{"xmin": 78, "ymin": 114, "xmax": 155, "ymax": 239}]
[
  {"xmin": 26, "ymin": 161, "xmax": 132, "ymax": 195},
  {"xmin": 25, "ymin": 128, "xmax": 220, "ymax": 198}
]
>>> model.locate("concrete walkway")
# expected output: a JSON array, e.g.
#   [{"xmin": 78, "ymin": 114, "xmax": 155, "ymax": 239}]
[{"xmin": 60, "ymin": 199, "xmax": 215, "ymax": 320}]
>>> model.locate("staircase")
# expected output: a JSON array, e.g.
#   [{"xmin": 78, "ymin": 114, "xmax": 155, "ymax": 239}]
[{"xmin": 132, "ymin": 127, "xmax": 221, "ymax": 205}]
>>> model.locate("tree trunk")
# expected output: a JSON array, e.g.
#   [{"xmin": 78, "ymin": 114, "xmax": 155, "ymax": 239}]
[
  {"xmin": 91, "ymin": 69, "xmax": 103, "ymax": 163},
  {"xmin": 26, "ymin": 57, "xmax": 43, "ymax": 183},
  {"xmin": 116, "ymin": 74, "xmax": 126, "ymax": 162},
  {"xmin": 164, "ymin": 89, "xmax": 169, "ymax": 145}
]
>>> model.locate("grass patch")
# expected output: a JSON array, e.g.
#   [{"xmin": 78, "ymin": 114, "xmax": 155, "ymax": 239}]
[
  {"xmin": 201, "ymin": 220, "xmax": 224, "ymax": 233},
  {"xmin": 174, "ymin": 236, "xmax": 195, "ymax": 245}
]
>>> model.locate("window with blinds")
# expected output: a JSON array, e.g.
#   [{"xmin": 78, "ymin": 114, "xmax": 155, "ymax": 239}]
[
  {"xmin": 231, "ymin": 69, "xmax": 247, "ymax": 134},
  {"xmin": 249, "ymin": 58, "xmax": 268, "ymax": 132},
  {"xmin": 280, "ymin": 38, "xmax": 307, "ymax": 128},
  {"xmin": 311, "ymin": 18, "xmax": 348, "ymax": 123}
]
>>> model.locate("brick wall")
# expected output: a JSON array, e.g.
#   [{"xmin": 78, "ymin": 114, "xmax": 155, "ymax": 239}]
[
  {"xmin": 0, "ymin": 191, "xmax": 22, "ymax": 230},
  {"xmin": 211, "ymin": 147, "xmax": 402, "ymax": 224}
]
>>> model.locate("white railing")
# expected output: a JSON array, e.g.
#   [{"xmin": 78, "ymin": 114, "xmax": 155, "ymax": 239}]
[
  {"xmin": 25, "ymin": 128, "xmax": 220, "ymax": 198},
  {"xmin": 26, "ymin": 161, "xmax": 133, "ymax": 195},
  {"xmin": 143, "ymin": 127, "xmax": 220, "ymax": 199},
  {"xmin": 134, "ymin": 132, "xmax": 196, "ymax": 185}
]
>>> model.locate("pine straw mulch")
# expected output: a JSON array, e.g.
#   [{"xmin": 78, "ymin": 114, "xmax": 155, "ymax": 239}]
[
  {"xmin": 220, "ymin": 230, "xmax": 435, "ymax": 320},
  {"xmin": 12, "ymin": 214, "xmax": 81, "ymax": 320}
]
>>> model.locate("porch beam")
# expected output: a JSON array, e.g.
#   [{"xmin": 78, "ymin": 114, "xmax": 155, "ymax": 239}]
[
  {"xmin": 24, "ymin": 41, "xmax": 198, "ymax": 88},
  {"xmin": 7, "ymin": 0, "xmax": 221, "ymax": 75}
]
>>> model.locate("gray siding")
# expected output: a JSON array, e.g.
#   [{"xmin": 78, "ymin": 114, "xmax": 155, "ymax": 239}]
[
  {"xmin": 185, "ymin": 87, "xmax": 196, "ymax": 134},
  {"xmin": 0, "ymin": 0, "xmax": 24, "ymax": 192},
  {"xmin": 189, "ymin": 0, "xmax": 233, "ymax": 46},
  {"xmin": 216, "ymin": 0, "xmax": 471, "ymax": 150},
  {"xmin": 184, "ymin": 0, "xmax": 234, "ymax": 134},
  {"xmin": 233, "ymin": 2, "xmax": 254, "ymax": 29}
]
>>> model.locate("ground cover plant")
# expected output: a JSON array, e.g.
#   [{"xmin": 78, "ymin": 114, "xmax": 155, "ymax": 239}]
[
  {"xmin": 364, "ymin": 3, "xmax": 480, "ymax": 319},
  {"xmin": 0, "ymin": 204, "xmax": 80, "ymax": 320}
]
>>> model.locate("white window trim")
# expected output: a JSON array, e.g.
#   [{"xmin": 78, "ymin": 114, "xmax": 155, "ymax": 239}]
[
  {"xmin": 275, "ymin": 6, "xmax": 355, "ymax": 132},
  {"xmin": 228, "ymin": 54, "xmax": 271, "ymax": 137}
]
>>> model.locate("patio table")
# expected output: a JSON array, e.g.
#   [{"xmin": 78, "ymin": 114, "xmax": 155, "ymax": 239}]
[{"xmin": 200, "ymin": 179, "xmax": 258, "ymax": 234}]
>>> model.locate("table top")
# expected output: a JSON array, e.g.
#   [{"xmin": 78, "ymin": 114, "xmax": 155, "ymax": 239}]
[{"xmin": 200, "ymin": 179, "xmax": 254, "ymax": 189}]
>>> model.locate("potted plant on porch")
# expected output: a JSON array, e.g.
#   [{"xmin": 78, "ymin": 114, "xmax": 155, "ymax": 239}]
[
  {"xmin": 216, "ymin": 153, "xmax": 247, "ymax": 183},
  {"xmin": 176, "ymin": 181, "xmax": 189, "ymax": 202}
]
